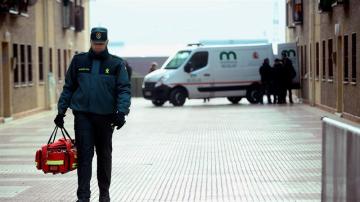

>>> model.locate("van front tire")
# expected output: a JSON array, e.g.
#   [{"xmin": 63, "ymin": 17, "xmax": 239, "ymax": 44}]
[
  {"xmin": 170, "ymin": 88, "xmax": 187, "ymax": 106},
  {"xmin": 152, "ymin": 100, "xmax": 165, "ymax": 107}
]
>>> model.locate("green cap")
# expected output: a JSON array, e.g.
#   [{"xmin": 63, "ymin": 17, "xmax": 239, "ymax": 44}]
[{"xmin": 90, "ymin": 27, "xmax": 108, "ymax": 42}]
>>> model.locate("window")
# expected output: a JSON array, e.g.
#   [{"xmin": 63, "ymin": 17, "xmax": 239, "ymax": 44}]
[
  {"xmin": 62, "ymin": 0, "xmax": 75, "ymax": 29},
  {"xmin": 20, "ymin": 45, "xmax": 26, "ymax": 83},
  {"xmin": 27, "ymin": 45, "xmax": 33, "ymax": 83},
  {"xmin": 300, "ymin": 46, "xmax": 303, "ymax": 77},
  {"xmin": 39, "ymin": 47, "xmax": 44, "ymax": 82},
  {"xmin": 352, "ymin": 33, "xmax": 357, "ymax": 82},
  {"xmin": 322, "ymin": 40, "xmax": 326, "ymax": 79},
  {"xmin": 57, "ymin": 49, "xmax": 61, "ymax": 80},
  {"xmin": 316, "ymin": 42, "xmax": 319, "ymax": 78},
  {"xmin": 186, "ymin": 51, "xmax": 209, "ymax": 72},
  {"xmin": 286, "ymin": 0, "xmax": 302, "ymax": 27},
  {"xmin": 304, "ymin": 45, "xmax": 307, "ymax": 77},
  {"xmin": 164, "ymin": 51, "xmax": 191, "ymax": 69},
  {"xmin": 7, "ymin": 0, "xmax": 29, "ymax": 15},
  {"xmin": 49, "ymin": 48, "xmax": 53, "ymax": 73},
  {"xmin": 344, "ymin": 35, "xmax": 349, "ymax": 82},
  {"xmin": 74, "ymin": 4, "xmax": 84, "ymax": 32},
  {"xmin": 293, "ymin": 0, "xmax": 303, "ymax": 24},
  {"xmin": 319, "ymin": 0, "xmax": 334, "ymax": 12},
  {"xmin": 310, "ymin": 44, "xmax": 312, "ymax": 79},
  {"xmin": 13, "ymin": 44, "xmax": 19, "ymax": 85},
  {"xmin": 328, "ymin": 39, "xmax": 333, "ymax": 80},
  {"xmin": 63, "ymin": 49, "xmax": 67, "ymax": 76}
]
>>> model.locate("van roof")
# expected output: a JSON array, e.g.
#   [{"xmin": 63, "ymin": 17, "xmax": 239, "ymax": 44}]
[{"xmin": 181, "ymin": 43, "xmax": 272, "ymax": 52}]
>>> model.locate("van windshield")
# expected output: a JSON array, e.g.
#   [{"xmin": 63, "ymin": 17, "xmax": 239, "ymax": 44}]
[{"xmin": 164, "ymin": 51, "xmax": 191, "ymax": 69}]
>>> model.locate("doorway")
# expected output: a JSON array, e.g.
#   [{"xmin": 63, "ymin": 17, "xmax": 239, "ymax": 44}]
[{"xmin": 2, "ymin": 42, "xmax": 12, "ymax": 117}]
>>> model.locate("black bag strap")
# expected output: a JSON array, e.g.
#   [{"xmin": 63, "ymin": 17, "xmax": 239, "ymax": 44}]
[
  {"xmin": 47, "ymin": 126, "xmax": 75, "ymax": 145},
  {"xmin": 60, "ymin": 127, "xmax": 75, "ymax": 145},
  {"xmin": 47, "ymin": 126, "xmax": 58, "ymax": 145}
]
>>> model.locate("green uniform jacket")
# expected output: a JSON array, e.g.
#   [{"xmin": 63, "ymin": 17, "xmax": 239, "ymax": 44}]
[{"xmin": 57, "ymin": 50, "xmax": 131, "ymax": 115}]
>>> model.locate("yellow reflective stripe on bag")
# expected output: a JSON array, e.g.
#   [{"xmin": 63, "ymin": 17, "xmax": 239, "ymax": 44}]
[
  {"xmin": 46, "ymin": 160, "xmax": 64, "ymax": 165},
  {"xmin": 72, "ymin": 163, "xmax": 78, "ymax": 169}
]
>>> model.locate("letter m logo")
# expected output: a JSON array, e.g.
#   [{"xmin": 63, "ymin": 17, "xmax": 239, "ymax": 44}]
[
  {"xmin": 281, "ymin": 49, "xmax": 296, "ymax": 57},
  {"xmin": 220, "ymin": 51, "xmax": 237, "ymax": 60}
]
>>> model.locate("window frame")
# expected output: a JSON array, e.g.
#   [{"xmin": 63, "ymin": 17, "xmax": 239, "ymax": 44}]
[
  {"xmin": 328, "ymin": 38, "xmax": 334, "ymax": 81},
  {"xmin": 344, "ymin": 35, "xmax": 349, "ymax": 83},
  {"xmin": 27, "ymin": 45, "xmax": 33, "ymax": 84},
  {"xmin": 49, "ymin": 48, "xmax": 53, "ymax": 73},
  {"xmin": 316, "ymin": 42, "xmax": 320, "ymax": 79},
  {"xmin": 38, "ymin": 46, "xmax": 44, "ymax": 83},
  {"xmin": 351, "ymin": 33, "xmax": 357, "ymax": 83},
  {"xmin": 13, "ymin": 44, "xmax": 20, "ymax": 86},
  {"xmin": 322, "ymin": 40, "xmax": 326, "ymax": 80},
  {"xmin": 20, "ymin": 44, "xmax": 26, "ymax": 85},
  {"xmin": 63, "ymin": 49, "xmax": 67, "ymax": 77},
  {"xmin": 57, "ymin": 49, "xmax": 62, "ymax": 81}
]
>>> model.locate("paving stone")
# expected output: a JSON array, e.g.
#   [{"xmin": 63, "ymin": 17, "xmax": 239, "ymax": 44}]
[{"xmin": 0, "ymin": 98, "xmax": 330, "ymax": 201}]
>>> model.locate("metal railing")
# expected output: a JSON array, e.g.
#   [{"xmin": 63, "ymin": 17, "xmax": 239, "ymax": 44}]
[{"xmin": 321, "ymin": 117, "xmax": 360, "ymax": 202}]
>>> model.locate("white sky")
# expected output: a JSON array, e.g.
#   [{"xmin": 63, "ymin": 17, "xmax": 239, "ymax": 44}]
[{"xmin": 90, "ymin": 0, "xmax": 285, "ymax": 56}]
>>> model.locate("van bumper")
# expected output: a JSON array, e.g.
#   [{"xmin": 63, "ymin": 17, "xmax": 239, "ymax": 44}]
[{"xmin": 142, "ymin": 83, "xmax": 171, "ymax": 101}]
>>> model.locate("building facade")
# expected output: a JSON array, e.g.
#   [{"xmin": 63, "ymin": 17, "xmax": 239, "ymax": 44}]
[
  {"xmin": 286, "ymin": 0, "xmax": 360, "ymax": 122},
  {"xmin": 0, "ymin": 0, "xmax": 90, "ymax": 122}
]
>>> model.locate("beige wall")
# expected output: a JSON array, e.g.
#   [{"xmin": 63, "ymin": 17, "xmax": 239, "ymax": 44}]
[
  {"xmin": 0, "ymin": 0, "xmax": 89, "ymax": 119},
  {"xmin": 286, "ymin": 0, "xmax": 360, "ymax": 120}
]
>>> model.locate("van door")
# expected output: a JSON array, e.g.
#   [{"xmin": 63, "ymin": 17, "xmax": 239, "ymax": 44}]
[{"xmin": 183, "ymin": 51, "xmax": 213, "ymax": 99}]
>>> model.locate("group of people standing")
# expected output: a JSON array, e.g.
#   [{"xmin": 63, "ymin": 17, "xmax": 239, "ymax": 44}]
[{"xmin": 259, "ymin": 53, "xmax": 296, "ymax": 104}]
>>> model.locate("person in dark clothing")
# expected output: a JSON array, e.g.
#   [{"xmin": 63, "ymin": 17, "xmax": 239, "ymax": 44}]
[
  {"xmin": 273, "ymin": 58, "xmax": 287, "ymax": 104},
  {"xmin": 259, "ymin": 58, "xmax": 273, "ymax": 104},
  {"xmin": 54, "ymin": 27, "xmax": 131, "ymax": 202},
  {"xmin": 282, "ymin": 53, "xmax": 296, "ymax": 104}
]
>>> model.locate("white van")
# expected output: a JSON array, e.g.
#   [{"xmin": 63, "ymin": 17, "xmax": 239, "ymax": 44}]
[{"xmin": 142, "ymin": 43, "xmax": 299, "ymax": 106}]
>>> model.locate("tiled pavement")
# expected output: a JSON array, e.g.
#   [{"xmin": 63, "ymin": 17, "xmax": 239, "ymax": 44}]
[{"xmin": 0, "ymin": 98, "xmax": 331, "ymax": 201}]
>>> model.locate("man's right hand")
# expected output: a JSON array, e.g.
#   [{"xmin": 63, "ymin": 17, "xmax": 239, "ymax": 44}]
[
  {"xmin": 112, "ymin": 112, "xmax": 126, "ymax": 130},
  {"xmin": 54, "ymin": 114, "xmax": 65, "ymax": 128}
]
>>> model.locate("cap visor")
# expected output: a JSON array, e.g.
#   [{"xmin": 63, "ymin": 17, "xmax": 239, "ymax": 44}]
[{"xmin": 92, "ymin": 41, "xmax": 106, "ymax": 45}]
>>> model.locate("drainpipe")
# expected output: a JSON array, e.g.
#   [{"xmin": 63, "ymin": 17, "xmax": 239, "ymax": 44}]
[
  {"xmin": 43, "ymin": 0, "xmax": 50, "ymax": 110},
  {"xmin": 310, "ymin": 0, "xmax": 316, "ymax": 106}
]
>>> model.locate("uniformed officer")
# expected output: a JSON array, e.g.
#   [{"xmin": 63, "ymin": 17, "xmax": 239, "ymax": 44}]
[
  {"xmin": 54, "ymin": 27, "xmax": 131, "ymax": 202},
  {"xmin": 281, "ymin": 52, "xmax": 296, "ymax": 104}
]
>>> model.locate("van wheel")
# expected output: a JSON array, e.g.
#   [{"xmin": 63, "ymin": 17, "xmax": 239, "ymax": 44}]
[
  {"xmin": 170, "ymin": 88, "xmax": 187, "ymax": 106},
  {"xmin": 152, "ymin": 100, "xmax": 165, "ymax": 107},
  {"xmin": 246, "ymin": 86, "xmax": 261, "ymax": 104},
  {"xmin": 227, "ymin": 97, "xmax": 242, "ymax": 104}
]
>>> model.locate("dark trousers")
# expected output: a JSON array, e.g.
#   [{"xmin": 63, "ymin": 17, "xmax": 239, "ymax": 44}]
[
  {"xmin": 260, "ymin": 82, "xmax": 272, "ymax": 104},
  {"xmin": 287, "ymin": 88, "xmax": 293, "ymax": 103},
  {"xmin": 73, "ymin": 111, "xmax": 114, "ymax": 201}
]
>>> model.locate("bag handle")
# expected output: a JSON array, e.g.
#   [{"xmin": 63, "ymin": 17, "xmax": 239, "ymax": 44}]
[
  {"xmin": 48, "ymin": 126, "xmax": 75, "ymax": 145},
  {"xmin": 60, "ymin": 127, "xmax": 75, "ymax": 145}
]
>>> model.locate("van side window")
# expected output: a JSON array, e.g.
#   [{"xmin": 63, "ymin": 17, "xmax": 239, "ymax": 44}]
[{"xmin": 187, "ymin": 51, "xmax": 209, "ymax": 72}]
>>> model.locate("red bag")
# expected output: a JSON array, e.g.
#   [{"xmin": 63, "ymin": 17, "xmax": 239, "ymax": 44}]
[{"xmin": 35, "ymin": 127, "xmax": 77, "ymax": 174}]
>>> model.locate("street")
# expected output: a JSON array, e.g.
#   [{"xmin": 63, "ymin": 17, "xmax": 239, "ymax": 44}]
[{"xmin": 0, "ymin": 98, "xmax": 327, "ymax": 201}]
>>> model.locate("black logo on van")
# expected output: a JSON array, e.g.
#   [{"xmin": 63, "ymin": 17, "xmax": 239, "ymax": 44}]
[
  {"xmin": 219, "ymin": 51, "xmax": 238, "ymax": 68},
  {"xmin": 220, "ymin": 51, "xmax": 237, "ymax": 60},
  {"xmin": 281, "ymin": 49, "xmax": 296, "ymax": 57}
]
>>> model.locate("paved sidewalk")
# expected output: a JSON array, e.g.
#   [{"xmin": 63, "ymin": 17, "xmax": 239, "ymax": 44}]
[{"xmin": 0, "ymin": 98, "xmax": 329, "ymax": 201}]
